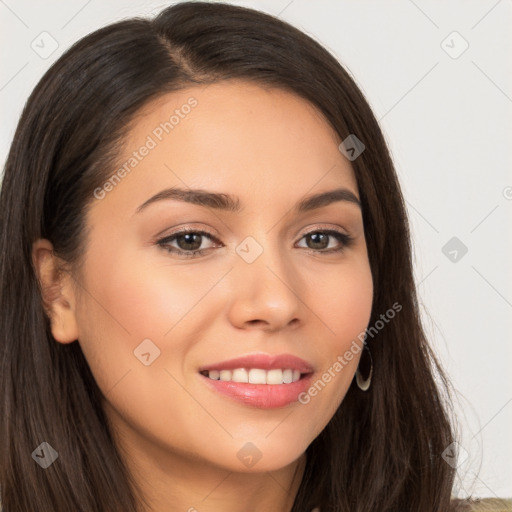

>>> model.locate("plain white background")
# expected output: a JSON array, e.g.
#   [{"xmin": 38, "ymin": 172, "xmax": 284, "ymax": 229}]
[{"xmin": 1, "ymin": 0, "xmax": 511, "ymax": 499}]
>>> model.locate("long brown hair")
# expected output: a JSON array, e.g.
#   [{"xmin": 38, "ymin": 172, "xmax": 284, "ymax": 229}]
[{"xmin": 0, "ymin": 2, "xmax": 457, "ymax": 510}]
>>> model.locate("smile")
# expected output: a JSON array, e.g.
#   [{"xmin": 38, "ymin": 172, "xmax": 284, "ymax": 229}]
[
  {"xmin": 198, "ymin": 353, "xmax": 314, "ymax": 408},
  {"xmin": 200, "ymin": 368, "xmax": 302, "ymax": 384}
]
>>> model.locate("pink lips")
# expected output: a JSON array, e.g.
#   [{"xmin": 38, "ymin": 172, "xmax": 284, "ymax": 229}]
[{"xmin": 198, "ymin": 353, "xmax": 315, "ymax": 409}]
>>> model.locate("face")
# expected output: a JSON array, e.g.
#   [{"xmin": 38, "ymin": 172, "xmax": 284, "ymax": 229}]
[{"xmin": 54, "ymin": 81, "xmax": 373, "ymax": 475}]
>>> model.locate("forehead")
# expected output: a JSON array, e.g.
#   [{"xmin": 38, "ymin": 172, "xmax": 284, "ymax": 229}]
[{"xmin": 90, "ymin": 80, "xmax": 358, "ymax": 220}]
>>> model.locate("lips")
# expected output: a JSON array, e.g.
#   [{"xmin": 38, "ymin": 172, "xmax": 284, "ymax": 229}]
[{"xmin": 198, "ymin": 353, "xmax": 315, "ymax": 409}]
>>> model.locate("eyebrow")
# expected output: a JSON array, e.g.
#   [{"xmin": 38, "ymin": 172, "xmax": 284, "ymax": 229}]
[{"xmin": 134, "ymin": 186, "xmax": 361, "ymax": 215}]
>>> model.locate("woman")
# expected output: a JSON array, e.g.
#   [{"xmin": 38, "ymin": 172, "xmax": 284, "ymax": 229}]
[{"xmin": 0, "ymin": 2, "xmax": 473, "ymax": 511}]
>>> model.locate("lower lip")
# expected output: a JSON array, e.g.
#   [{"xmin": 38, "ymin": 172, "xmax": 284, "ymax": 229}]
[{"xmin": 199, "ymin": 373, "xmax": 314, "ymax": 409}]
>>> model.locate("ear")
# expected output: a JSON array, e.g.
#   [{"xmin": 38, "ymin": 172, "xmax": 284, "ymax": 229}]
[{"xmin": 31, "ymin": 238, "xmax": 79, "ymax": 344}]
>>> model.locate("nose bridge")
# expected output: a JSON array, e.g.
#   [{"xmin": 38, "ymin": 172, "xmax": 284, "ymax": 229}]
[
  {"xmin": 236, "ymin": 230, "xmax": 291, "ymax": 287},
  {"xmin": 227, "ymin": 230, "xmax": 303, "ymax": 329}
]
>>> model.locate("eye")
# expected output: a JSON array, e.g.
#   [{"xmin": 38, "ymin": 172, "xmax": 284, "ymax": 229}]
[
  {"xmin": 157, "ymin": 229, "xmax": 222, "ymax": 258},
  {"xmin": 296, "ymin": 229, "xmax": 354, "ymax": 253}
]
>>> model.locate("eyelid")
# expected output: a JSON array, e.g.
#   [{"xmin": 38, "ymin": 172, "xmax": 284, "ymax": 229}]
[
  {"xmin": 296, "ymin": 223, "xmax": 350, "ymax": 238},
  {"xmin": 165, "ymin": 225, "xmax": 217, "ymax": 237},
  {"xmin": 156, "ymin": 225, "xmax": 220, "ymax": 243}
]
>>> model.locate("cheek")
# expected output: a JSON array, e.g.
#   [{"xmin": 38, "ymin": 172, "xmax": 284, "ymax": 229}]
[
  {"xmin": 319, "ymin": 260, "xmax": 373, "ymax": 350},
  {"xmin": 78, "ymin": 243, "xmax": 212, "ymax": 339},
  {"xmin": 72, "ymin": 245, "xmax": 170, "ymax": 392},
  {"xmin": 299, "ymin": 260, "xmax": 373, "ymax": 425}
]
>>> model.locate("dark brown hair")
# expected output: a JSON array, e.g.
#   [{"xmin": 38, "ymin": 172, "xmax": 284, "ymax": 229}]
[{"xmin": 0, "ymin": 2, "xmax": 457, "ymax": 510}]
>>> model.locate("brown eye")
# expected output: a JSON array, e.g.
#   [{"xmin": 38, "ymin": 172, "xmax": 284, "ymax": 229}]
[
  {"xmin": 174, "ymin": 233, "xmax": 203, "ymax": 251},
  {"xmin": 157, "ymin": 229, "xmax": 221, "ymax": 257},
  {"xmin": 297, "ymin": 230, "xmax": 353, "ymax": 253},
  {"xmin": 305, "ymin": 232, "xmax": 330, "ymax": 250}
]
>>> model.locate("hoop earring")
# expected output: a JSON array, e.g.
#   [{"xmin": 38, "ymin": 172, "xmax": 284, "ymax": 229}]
[{"xmin": 355, "ymin": 343, "xmax": 373, "ymax": 391}]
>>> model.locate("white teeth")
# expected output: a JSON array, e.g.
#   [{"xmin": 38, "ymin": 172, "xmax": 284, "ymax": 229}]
[
  {"xmin": 266, "ymin": 369, "xmax": 283, "ymax": 385},
  {"xmin": 232, "ymin": 368, "xmax": 249, "ymax": 383},
  {"xmin": 204, "ymin": 368, "xmax": 302, "ymax": 384},
  {"xmin": 219, "ymin": 370, "xmax": 231, "ymax": 381},
  {"xmin": 283, "ymin": 369, "xmax": 293, "ymax": 384},
  {"xmin": 249, "ymin": 368, "xmax": 267, "ymax": 384}
]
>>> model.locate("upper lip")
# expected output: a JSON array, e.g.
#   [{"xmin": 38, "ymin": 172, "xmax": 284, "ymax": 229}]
[{"xmin": 199, "ymin": 353, "xmax": 314, "ymax": 373}]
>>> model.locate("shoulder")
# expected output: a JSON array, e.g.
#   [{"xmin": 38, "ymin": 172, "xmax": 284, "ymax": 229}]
[{"xmin": 451, "ymin": 498, "xmax": 512, "ymax": 511}]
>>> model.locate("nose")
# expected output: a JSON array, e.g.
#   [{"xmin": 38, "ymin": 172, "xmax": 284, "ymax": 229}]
[{"xmin": 226, "ymin": 239, "xmax": 304, "ymax": 332}]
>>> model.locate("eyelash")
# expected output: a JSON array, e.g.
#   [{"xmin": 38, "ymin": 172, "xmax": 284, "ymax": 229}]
[{"xmin": 156, "ymin": 227, "xmax": 354, "ymax": 258}]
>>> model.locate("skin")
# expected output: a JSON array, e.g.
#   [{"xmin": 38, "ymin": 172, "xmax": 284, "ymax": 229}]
[{"xmin": 32, "ymin": 80, "xmax": 373, "ymax": 512}]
